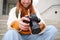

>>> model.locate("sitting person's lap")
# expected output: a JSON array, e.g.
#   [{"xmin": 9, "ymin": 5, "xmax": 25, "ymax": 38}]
[{"xmin": 2, "ymin": 25, "xmax": 57, "ymax": 40}]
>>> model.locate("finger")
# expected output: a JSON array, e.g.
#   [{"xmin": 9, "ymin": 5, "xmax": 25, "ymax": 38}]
[
  {"xmin": 21, "ymin": 17, "xmax": 30, "ymax": 21},
  {"xmin": 19, "ymin": 24, "xmax": 29, "ymax": 30},
  {"xmin": 19, "ymin": 21, "xmax": 30, "ymax": 26},
  {"xmin": 20, "ymin": 24, "xmax": 29, "ymax": 29}
]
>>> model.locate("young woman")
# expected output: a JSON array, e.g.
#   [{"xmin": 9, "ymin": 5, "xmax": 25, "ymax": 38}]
[{"xmin": 2, "ymin": 0, "xmax": 57, "ymax": 40}]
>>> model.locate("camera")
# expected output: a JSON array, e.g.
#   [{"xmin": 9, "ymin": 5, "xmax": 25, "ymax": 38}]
[{"xmin": 23, "ymin": 14, "xmax": 41, "ymax": 34}]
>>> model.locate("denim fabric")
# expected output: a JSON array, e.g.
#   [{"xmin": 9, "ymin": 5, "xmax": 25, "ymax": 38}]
[{"xmin": 2, "ymin": 25, "xmax": 57, "ymax": 40}]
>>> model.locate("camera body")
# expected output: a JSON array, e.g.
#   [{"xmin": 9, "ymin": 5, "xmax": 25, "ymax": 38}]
[{"xmin": 23, "ymin": 14, "xmax": 41, "ymax": 34}]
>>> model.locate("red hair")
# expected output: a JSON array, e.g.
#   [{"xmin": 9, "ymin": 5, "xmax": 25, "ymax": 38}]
[{"xmin": 16, "ymin": 0, "xmax": 35, "ymax": 17}]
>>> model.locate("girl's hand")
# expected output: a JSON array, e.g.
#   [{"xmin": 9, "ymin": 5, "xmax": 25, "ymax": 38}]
[{"xmin": 19, "ymin": 17, "xmax": 30, "ymax": 31}]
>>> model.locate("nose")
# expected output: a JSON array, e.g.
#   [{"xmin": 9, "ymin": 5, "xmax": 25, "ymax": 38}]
[{"xmin": 24, "ymin": 0, "xmax": 28, "ymax": 3}]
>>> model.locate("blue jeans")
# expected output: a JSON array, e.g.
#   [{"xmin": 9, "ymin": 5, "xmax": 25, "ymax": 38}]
[{"xmin": 2, "ymin": 25, "xmax": 57, "ymax": 40}]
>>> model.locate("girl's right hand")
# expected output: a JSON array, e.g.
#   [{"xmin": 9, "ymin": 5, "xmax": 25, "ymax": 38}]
[{"xmin": 19, "ymin": 17, "xmax": 30, "ymax": 31}]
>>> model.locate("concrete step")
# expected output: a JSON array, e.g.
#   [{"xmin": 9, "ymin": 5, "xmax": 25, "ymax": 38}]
[
  {"xmin": 0, "ymin": 34, "xmax": 5, "ymax": 40},
  {"xmin": 0, "ymin": 15, "xmax": 8, "ymax": 20},
  {"xmin": 0, "ymin": 20, "xmax": 7, "ymax": 40},
  {"xmin": 0, "ymin": 20, "xmax": 7, "ymax": 29},
  {"xmin": 0, "ymin": 20, "xmax": 7, "ymax": 34},
  {"xmin": 0, "ymin": 35, "xmax": 3, "ymax": 40},
  {"xmin": 55, "ymin": 34, "xmax": 60, "ymax": 40},
  {"xmin": 0, "ymin": 29, "xmax": 7, "ymax": 34}
]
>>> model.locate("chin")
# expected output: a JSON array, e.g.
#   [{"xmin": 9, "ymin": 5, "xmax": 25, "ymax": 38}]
[
  {"xmin": 24, "ymin": 6, "xmax": 29, "ymax": 9},
  {"xmin": 24, "ymin": 5, "xmax": 29, "ymax": 8}
]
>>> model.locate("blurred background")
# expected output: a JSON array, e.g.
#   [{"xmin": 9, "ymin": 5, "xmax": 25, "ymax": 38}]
[{"xmin": 0, "ymin": 0, "xmax": 60, "ymax": 40}]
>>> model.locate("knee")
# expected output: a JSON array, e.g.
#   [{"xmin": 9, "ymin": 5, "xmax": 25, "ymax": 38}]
[
  {"xmin": 7, "ymin": 30, "xmax": 18, "ymax": 34},
  {"xmin": 4, "ymin": 30, "xmax": 19, "ymax": 37},
  {"xmin": 2, "ymin": 30, "xmax": 21, "ymax": 40},
  {"xmin": 46, "ymin": 25, "xmax": 58, "ymax": 34}
]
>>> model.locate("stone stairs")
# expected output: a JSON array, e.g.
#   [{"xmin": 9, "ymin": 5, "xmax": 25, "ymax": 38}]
[{"xmin": 0, "ymin": 15, "xmax": 8, "ymax": 40}]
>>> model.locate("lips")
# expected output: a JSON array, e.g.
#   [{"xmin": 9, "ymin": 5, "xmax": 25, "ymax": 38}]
[
  {"xmin": 23, "ymin": 2, "xmax": 28, "ymax": 4},
  {"xmin": 22, "ymin": 2, "xmax": 30, "ymax": 8}
]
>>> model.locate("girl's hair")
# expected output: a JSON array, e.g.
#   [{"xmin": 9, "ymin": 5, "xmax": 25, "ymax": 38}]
[{"xmin": 16, "ymin": 0, "xmax": 35, "ymax": 17}]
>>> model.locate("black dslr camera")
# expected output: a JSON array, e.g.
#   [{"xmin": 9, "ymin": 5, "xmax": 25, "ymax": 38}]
[{"xmin": 23, "ymin": 14, "xmax": 41, "ymax": 34}]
